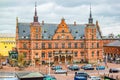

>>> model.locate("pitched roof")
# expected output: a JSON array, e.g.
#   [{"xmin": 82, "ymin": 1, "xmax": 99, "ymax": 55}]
[
  {"xmin": 105, "ymin": 40, "xmax": 120, "ymax": 47},
  {"xmin": 18, "ymin": 23, "xmax": 102, "ymax": 40},
  {"xmin": 16, "ymin": 72, "xmax": 44, "ymax": 79}
]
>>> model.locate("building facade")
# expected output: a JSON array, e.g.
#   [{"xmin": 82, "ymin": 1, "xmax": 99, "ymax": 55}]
[
  {"xmin": 0, "ymin": 33, "xmax": 15, "ymax": 56},
  {"xmin": 16, "ymin": 4, "xmax": 118, "ymax": 65},
  {"xmin": 104, "ymin": 40, "xmax": 120, "ymax": 63}
]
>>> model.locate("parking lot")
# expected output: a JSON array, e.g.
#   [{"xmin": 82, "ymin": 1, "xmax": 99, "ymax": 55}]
[{"xmin": 0, "ymin": 62, "xmax": 120, "ymax": 80}]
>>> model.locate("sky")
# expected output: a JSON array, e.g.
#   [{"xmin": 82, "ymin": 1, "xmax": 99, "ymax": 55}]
[{"xmin": 0, "ymin": 0, "xmax": 120, "ymax": 36}]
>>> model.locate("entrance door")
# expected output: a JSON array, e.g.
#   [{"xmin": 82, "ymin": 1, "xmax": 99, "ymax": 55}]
[
  {"xmin": 61, "ymin": 56, "xmax": 65, "ymax": 63},
  {"xmin": 54, "ymin": 56, "xmax": 58, "ymax": 63}
]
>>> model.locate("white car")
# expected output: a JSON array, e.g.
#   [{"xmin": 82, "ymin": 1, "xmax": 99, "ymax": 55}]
[
  {"xmin": 54, "ymin": 69, "xmax": 67, "ymax": 74},
  {"xmin": 89, "ymin": 76, "xmax": 101, "ymax": 80}
]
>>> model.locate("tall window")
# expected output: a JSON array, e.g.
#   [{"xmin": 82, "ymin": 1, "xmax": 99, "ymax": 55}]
[
  {"xmin": 92, "ymin": 29, "xmax": 94, "ymax": 33},
  {"xmin": 81, "ymin": 42, "xmax": 84, "ymax": 48},
  {"xmin": 74, "ymin": 43, "xmax": 78, "ymax": 48},
  {"xmin": 62, "ymin": 43, "xmax": 65, "ymax": 48},
  {"xmin": 92, "ymin": 43, "xmax": 94, "ymax": 48},
  {"xmin": 68, "ymin": 43, "xmax": 71, "ymax": 48},
  {"xmin": 42, "ymin": 43, "xmax": 45, "ymax": 49},
  {"xmin": 36, "ymin": 43, "xmax": 38, "ymax": 49},
  {"xmin": 57, "ymin": 36, "xmax": 60, "ymax": 39},
  {"xmin": 66, "ymin": 36, "xmax": 69, "ymax": 39},
  {"xmin": 92, "ymin": 35, "xmax": 94, "ymax": 40},
  {"xmin": 36, "ymin": 28, "xmax": 38, "ymax": 32},
  {"xmin": 48, "ymin": 43, "xmax": 52, "ymax": 49},
  {"xmin": 74, "ymin": 51, "xmax": 78, "ymax": 57},
  {"xmin": 62, "ymin": 30, "xmax": 64, "ymax": 33},
  {"xmin": 42, "ymin": 52, "xmax": 45, "ymax": 58},
  {"xmin": 97, "ymin": 43, "xmax": 99, "ymax": 48},
  {"xmin": 48, "ymin": 52, "xmax": 52, "ymax": 57},
  {"xmin": 23, "ymin": 43, "xmax": 27, "ymax": 49},
  {"xmin": 36, "ymin": 34, "xmax": 38, "ymax": 39},
  {"xmin": 97, "ymin": 51, "xmax": 99, "ymax": 56},
  {"xmin": 55, "ymin": 43, "xmax": 58, "ymax": 48},
  {"xmin": 92, "ymin": 51, "xmax": 94, "ymax": 57}
]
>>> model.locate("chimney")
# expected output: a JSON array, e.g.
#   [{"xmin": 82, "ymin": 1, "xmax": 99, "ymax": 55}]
[
  {"xmin": 42, "ymin": 20, "xmax": 44, "ymax": 25},
  {"xmin": 74, "ymin": 21, "xmax": 76, "ymax": 26}
]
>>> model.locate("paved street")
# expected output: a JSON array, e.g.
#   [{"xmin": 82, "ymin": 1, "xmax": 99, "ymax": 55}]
[{"xmin": 0, "ymin": 62, "xmax": 120, "ymax": 80}]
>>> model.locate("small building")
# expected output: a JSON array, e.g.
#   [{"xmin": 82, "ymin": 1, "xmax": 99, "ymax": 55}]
[
  {"xmin": 16, "ymin": 72, "xmax": 44, "ymax": 80},
  {"xmin": 104, "ymin": 40, "xmax": 120, "ymax": 63},
  {"xmin": 0, "ymin": 33, "xmax": 15, "ymax": 56}
]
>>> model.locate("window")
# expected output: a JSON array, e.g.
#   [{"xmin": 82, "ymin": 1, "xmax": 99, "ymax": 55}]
[
  {"xmin": 36, "ymin": 34, "xmax": 38, "ymax": 39},
  {"xmin": 74, "ymin": 43, "xmax": 78, "ymax": 48},
  {"xmin": 55, "ymin": 43, "xmax": 58, "ymax": 48},
  {"xmin": 92, "ymin": 29, "xmax": 94, "ymax": 33},
  {"xmin": 23, "ymin": 43, "xmax": 27, "ymax": 49},
  {"xmin": 92, "ymin": 35, "xmax": 94, "ymax": 40},
  {"xmin": 62, "ymin": 30, "xmax": 64, "ymax": 33},
  {"xmin": 5, "ymin": 46, "xmax": 7, "ymax": 48},
  {"xmin": 36, "ymin": 43, "xmax": 38, "ymax": 49},
  {"xmin": 74, "ymin": 51, "xmax": 78, "ymax": 57},
  {"xmin": 92, "ymin": 51, "xmax": 94, "ymax": 57},
  {"xmin": 62, "ymin": 43, "xmax": 65, "ymax": 48},
  {"xmin": 97, "ymin": 51, "xmax": 99, "ymax": 56},
  {"xmin": 97, "ymin": 43, "xmax": 99, "ymax": 48},
  {"xmin": 23, "ymin": 30, "xmax": 25, "ymax": 33},
  {"xmin": 36, "ymin": 28, "xmax": 38, "ymax": 32},
  {"xmin": 42, "ymin": 52, "xmax": 45, "ymax": 58},
  {"xmin": 66, "ymin": 36, "xmax": 69, "ymax": 39},
  {"xmin": 92, "ymin": 43, "xmax": 94, "ymax": 48},
  {"xmin": 48, "ymin": 43, "xmax": 52, "ymax": 49},
  {"xmin": 42, "ymin": 43, "xmax": 45, "ymax": 49},
  {"xmin": 68, "ymin": 43, "xmax": 71, "ymax": 48},
  {"xmin": 57, "ymin": 36, "xmax": 60, "ymax": 39},
  {"xmin": 48, "ymin": 52, "xmax": 52, "ymax": 57},
  {"xmin": 81, "ymin": 43, "xmax": 84, "ymax": 48},
  {"xmin": 81, "ymin": 52, "xmax": 84, "ymax": 56}
]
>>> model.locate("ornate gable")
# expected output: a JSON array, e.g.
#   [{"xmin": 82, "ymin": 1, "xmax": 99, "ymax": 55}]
[{"xmin": 52, "ymin": 18, "xmax": 74, "ymax": 40}]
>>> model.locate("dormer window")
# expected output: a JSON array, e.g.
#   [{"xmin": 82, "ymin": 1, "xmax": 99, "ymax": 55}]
[
  {"xmin": 76, "ymin": 31, "xmax": 78, "ymax": 33},
  {"xmin": 44, "ymin": 30, "xmax": 46, "ymax": 33},
  {"xmin": 23, "ymin": 30, "xmax": 25, "ymax": 33}
]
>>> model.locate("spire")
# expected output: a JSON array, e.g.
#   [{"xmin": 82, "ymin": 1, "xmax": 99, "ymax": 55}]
[
  {"xmin": 88, "ymin": 3, "xmax": 93, "ymax": 24},
  {"xmin": 34, "ymin": 2, "xmax": 38, "ymax": 22}
]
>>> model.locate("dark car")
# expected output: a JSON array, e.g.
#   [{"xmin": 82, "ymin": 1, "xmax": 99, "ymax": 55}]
[
  {"xmin": 96, "ymin": 66, "xmax": 105, "ymax": 70},
  {"xmin": 109, "ymin": 68, "xmax": 120, "ymax": 73},
  {"xmin": 51, "ymin": 66, "xmax": 62, "ymax": 70},
  {"xmin": 68, "ymin": 65, "xmax": 80, "ymax": 71},
  {"xmin": 43, "ymin": 75, "xmax": 56, "ymax": 80},
  {"xmin": 74, "ymin": 72, "xmax": 89, "ymax": 80},
  {"xmin": 84, "ymin": 66, "xmax": 94, "ymax": 70}
]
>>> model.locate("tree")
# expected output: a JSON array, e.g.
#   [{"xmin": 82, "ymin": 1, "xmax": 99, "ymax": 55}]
[{"xmin": 17, "ymin": 53, "xmax": 25, "ymax": 67}]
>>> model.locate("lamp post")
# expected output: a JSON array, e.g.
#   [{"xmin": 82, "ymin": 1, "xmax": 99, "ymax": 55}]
[{"xmin": 48, "ymin": 58, "xmax": 50, "ymax": 75}]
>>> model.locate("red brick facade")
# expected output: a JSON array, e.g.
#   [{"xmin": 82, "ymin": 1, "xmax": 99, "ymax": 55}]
[{"xmin": 16, "ymin": 5, "xmax": 118, "ymax": 65}]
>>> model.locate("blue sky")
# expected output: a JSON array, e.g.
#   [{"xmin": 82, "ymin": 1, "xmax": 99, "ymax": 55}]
[{"xmin": 0, "ymin": 0, "xmax": 120, "ymax": 36}]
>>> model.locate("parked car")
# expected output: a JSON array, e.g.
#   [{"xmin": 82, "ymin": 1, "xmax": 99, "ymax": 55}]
[
  {"xmin": 109, "ymin": 68, "xmax": 120, "ymax": 73},
  {"xmin": 43, "ymin": 75, "xmax": 56, "ymax": 80},
  {"xmin": 51, "ymin": 66, "xmax": 62, "ymax": 70},
  {"xmin": 81, "ymin": 64, "xmax": 92, "ymax": 69},
  {"xmin": 96, "ymin": 66, "xmax": 105, "ymax": 70},
  {"xmin": 89, "ymin": 76, "xmax": 101, "ymax": 80},
  {"xmin": 74, "ymin": 71, "xmax": 89, "ymax": 80},
  {"xmin": 84, "ymin": 66, "xmax": 94, "ymax": 70},
  {"xmin": 54, "ymin": 69, "xmax": 67, "ymax": 74},
  {"xmin": 2, "ymin": 62, "xmax": 6, "ymax": 66},
  {"xmin": 68, "ymin": 65, "xmax": 80, "ymax": 71}
]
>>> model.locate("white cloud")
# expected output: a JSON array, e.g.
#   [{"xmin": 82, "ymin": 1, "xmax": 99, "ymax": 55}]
[{"xmin": 0, "ymin": 0, "xmax": 120, "ymax": 36}]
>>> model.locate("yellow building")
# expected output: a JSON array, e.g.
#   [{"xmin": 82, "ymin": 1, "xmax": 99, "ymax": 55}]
[{"xmin": 0, "ymin": 33, "xmax": 15, "ymax": 56}]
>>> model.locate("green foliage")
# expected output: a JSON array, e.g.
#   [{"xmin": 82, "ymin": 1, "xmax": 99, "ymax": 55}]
[{"xmin": 17, "ymin": 53, "xmax": 25, "ymax": 67}]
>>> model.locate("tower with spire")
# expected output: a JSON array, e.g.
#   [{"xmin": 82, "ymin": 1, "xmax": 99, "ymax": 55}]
[
  {"xmin": 88, "ymin": 4, "xmax": 93, "ymax": 24},
  {"xmin": 34, "ymin": 2, "xmax": 38, "ymax": 22}
]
